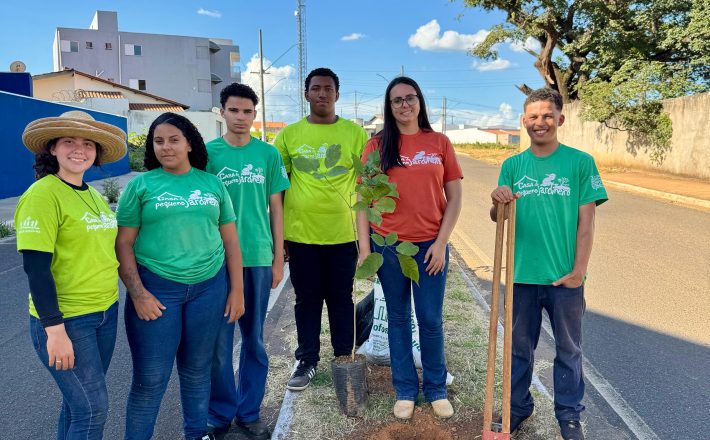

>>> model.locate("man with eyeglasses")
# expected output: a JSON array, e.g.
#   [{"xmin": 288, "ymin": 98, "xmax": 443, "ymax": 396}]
[{"xmin": 274, "ymin": 67, "xmax": 368, "ymax": 391}]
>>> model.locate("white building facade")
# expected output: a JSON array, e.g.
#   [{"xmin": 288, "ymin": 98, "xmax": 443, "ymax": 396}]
[{"xmin": 53, "ymin": 11, "xmax": 240, "ymax": 111}]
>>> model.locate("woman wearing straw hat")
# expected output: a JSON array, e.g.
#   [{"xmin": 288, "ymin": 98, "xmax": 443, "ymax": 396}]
[
  {"xmin": 115, "ymin": 112, "xmax": 244, "ymax": 440},
  {"xmin": 14, "ymin": 110, "xmax": 126, "ymax": 439}
]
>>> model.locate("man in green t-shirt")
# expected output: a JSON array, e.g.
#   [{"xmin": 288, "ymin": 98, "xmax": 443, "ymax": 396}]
[
  {"xmin": 274, "ymin": 68, "xmax": 368, "ymax": 391},
  {"xmin": 205, "ymin": 83, "xmax": 289, "ymax": 439},
  {"xmin": 490, "ymin": 88, "xmax": 607, "ymax": 440}
]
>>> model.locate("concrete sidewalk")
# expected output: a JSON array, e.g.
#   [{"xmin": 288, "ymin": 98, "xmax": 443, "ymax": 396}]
[{"xmin": 600, "ymin": 169, "xmax": 710, "ymax": 210}]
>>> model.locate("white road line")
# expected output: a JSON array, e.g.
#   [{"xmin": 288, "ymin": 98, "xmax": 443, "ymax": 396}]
[
  {"xmin": 453, "ymin": 233, "xmax": 660, "ymax": 440},
  {"xmin": 232, "ymin": 263, "xmax": 291, "ymax": 373},
  {"xmin": 0, "ymin": 264, "xmax": 22, "ymax": 276},
  {"xmin": 454, "ymin": 259, "xmax": 552, "ymax": 400}
]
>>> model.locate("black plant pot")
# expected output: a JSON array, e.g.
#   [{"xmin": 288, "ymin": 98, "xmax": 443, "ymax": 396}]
[{"xmin": 331, "ymin": 354, "xmax": 368, "ymax": 417}]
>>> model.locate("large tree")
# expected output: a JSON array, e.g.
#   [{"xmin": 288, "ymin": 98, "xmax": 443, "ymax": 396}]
[{"xmin": 464, "ymin": 0, "xmax": 709, "ymax": 163}]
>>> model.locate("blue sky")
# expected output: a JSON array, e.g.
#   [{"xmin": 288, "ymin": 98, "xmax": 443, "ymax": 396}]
[{"xmin": 1, "ymin": 0, "xmax": 545, "ymax": 126}]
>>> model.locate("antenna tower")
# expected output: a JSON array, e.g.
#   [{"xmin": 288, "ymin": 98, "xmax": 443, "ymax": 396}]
[{"xmin": 296, "ymin": 0, "xmax": 307, "ymax": 117}]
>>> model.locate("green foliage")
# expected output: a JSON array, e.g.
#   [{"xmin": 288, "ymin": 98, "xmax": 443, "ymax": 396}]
[
  {"xmin": 395, "ymin": 241, "xmax": 419, "ymax": 257},
  {"xmin": 127, "ymin": 131, "xmax": 147, "ymax": 172},
  {"xmin": 462, "ymin": 0, "xmax": 709, "ymax": 164},
  {"xmin": 291, "ymin": 148, "xmax": 420, "ymax": 283},
  {"xmin": 355, "ymin": 252, "xmax": 384, "ymax": 279},
  {"xmin": 397, "ymin": 254, "xmax": 419, "ymax": 284},
  {"xmin": 0, "ymin": 220, "xmax": 15, "ymax": 238},
  {"xmin": 102, "ymin": 178, "xmax": 122, "ymax": 204}
]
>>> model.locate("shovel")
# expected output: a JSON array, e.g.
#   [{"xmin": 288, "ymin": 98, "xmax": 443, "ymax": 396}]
[{"xmin": 482, "ymin": 200, "xmax": 516, "ymax": 440}]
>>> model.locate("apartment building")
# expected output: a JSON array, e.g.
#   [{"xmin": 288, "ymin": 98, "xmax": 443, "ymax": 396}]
[{"xmin": 53, "ymin": 10, "xmax": 240, "ymax": 110}]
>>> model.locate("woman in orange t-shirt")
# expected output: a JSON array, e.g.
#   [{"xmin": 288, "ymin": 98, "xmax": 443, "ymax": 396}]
[{"xmin": 357, "ymin": 77, "xmax": 463, "ymax": 420}]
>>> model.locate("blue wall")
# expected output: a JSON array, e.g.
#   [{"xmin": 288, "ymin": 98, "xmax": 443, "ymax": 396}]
[
  {"xmin": 0, "ymin": 91, "xmax": 129, "ymax": 199},
  {"xmin": 0, "ymin": 72, "xmax": 33, "ymax": 97}
]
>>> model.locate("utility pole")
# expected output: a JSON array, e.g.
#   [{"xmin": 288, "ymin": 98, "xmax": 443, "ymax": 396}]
[
  {"xmin": 442, "ymin": 96, "xmax": 447, "ymax": 134},
  {"xmin": 401, "ymin": 65, "xmax": 404, "ymax": 77},
  {"xmin": 354, "ymin": 90, "xmax": 358, "ymax": 120},
  {"xmin": 258, "ymin": 30, "xmax": 267, "ymax": 142},
  {"xmin": 296, "ymin": 0, "xmax": 307, "ymax": 118}
]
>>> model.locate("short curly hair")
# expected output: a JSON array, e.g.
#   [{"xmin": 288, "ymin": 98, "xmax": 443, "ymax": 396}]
[
  {"xmin": 524, "ymin": 88, "xmax": 563, "ymax": 112},
  {"xmin": 144, "ymin": 113, "xmax": 208, "ymax": 171},
  {"xmin": 220, "ymin": 83, "xmax": 259, "ymax": 107},
  {"xmin": 33, "ymin": 139, "xmax": 103, "ymax": 180},
  {"xmin": 305, "ymin": 67, "xmax": 339, "ymax": 93}
]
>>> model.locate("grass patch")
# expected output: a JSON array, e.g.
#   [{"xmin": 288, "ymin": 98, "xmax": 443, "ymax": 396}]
[
  {"xmin": 283, "ymin": 257, "xmax": 560, "ymax": 439},
  {"xmin": 0, "ymin": 220, "xmax": 14, "ymax": 238}
]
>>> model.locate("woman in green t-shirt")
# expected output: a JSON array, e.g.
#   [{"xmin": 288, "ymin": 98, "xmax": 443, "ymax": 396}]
[
  {"xmin": 115, "ymin": 112, "xmax": 244, "ymax": 440},
  {"xmin": 15, "ymin": 110, "xmax": 127, "ymax": 439}
]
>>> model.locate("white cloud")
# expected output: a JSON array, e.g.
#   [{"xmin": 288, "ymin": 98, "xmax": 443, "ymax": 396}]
[
  {"xmin": 241, "ymin": 54, "xmax": 300, "ymax": 123},
  {"xmin": 510, "ymin": 37, "xmax": 541, "ymax": 53},
  {"xmin": 408, "ymin": 20, "xmax": 489, "ymax": 52},
  {"xmin": 436, "ymin": 103, "xmax": 519, "ymax": 128},
  {"xmin": 473, "ymin": 58, "xmax": 512, "ymax": 71},
  {"xmin": 197, "ymin": 8, "xmax": 222, "ymax": 18},
  {"xmin": 341, "ymin": 33, "xmax": 365, "ymax": 41}
]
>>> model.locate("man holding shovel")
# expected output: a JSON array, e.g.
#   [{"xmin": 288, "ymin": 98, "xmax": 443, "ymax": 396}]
[{"xmin": 490, "ymin": 88, "xmax": 607, "ymax": 440}]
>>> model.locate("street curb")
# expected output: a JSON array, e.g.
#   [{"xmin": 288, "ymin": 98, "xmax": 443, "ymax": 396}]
[{"xmin": 603, "ymin": 179, "xmax": 710, "ymax": 210}]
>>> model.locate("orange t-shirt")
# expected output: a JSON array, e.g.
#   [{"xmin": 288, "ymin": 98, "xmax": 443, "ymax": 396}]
[{"xmin": 361, "ymin": 130, "xmax": 463, "ymax": 242}]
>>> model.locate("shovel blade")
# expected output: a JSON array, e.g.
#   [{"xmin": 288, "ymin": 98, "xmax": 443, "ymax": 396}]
[{"xmin": 482, "ymin": 430, "xmax": 511, "ymax": 440}]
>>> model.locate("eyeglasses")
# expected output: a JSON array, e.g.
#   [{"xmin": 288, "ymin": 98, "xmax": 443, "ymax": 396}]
[{"xmin": 390, "ymin": 94, "xmax": 419, "ymax": 108}]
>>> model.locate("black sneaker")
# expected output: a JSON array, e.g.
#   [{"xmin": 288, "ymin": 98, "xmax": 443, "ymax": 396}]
[
  {"xmin": 286, "ymin": 360, "xmax": 316, "ymax": 391},
  {"xmin": 559, "ymin": 420, "xmax": 584, "ymax": 440},
  {"xmin": 234, "ymin": 419, "xmax": 271, "ymax": 440},
  {"xmin": 493, "ymin": 414, "xmax": 529, "ymax": 433},
  {"xmin": 207, "ymin": 423, "xmax": 230, "ymax": 437}
]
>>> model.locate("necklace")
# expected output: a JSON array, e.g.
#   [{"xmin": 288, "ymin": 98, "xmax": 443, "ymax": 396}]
[{"xmin": 72, "ymin": 186, "xmax": 108, "ymax": 222}]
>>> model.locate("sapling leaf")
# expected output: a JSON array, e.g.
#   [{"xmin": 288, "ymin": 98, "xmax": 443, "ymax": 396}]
[
  {"xmin": 397, "ymin": 254, "xmax": 419, "ymax": 284},
  {"xmin": 355, "ymin": 252, "xmax": 383, "ymax": 279},
  {"xmin": 366, "ymin": 207, "xmax": 382, "ymax": 224},
  {"xmin": 313, "ymin": 172, "xmax": 325, "ymax": 179},
  {"xmin": 327, "ymin": 165, "xmax": 349, "ymax": 177},
  {"xmin": 371, "ymin": 233, "xmax": 385, "ymax": 246},
  {"xmin": 352, "ymin": 153, "xmax": 365, "ymax": 175},
  {"xmin": 384, "ymin": 232, "xmax": 398, "ymax": 246},
  {"xmin": 325, "ymin": 144, "xmax": 342, "ymax": 168},
  {"xmin": 396, "ymin": 241, "xmax": 419, "ymax": 256},
  {"xmin": 292, "ymin": 156, "xmax": 319, "ymax": 173},
  {"xmin": 376, "ymin": 197, "xmax": 396, "ymax": 213},
  {"xmin": 353, "ymin": 201, "xmax": 369, "ymax": 211}
]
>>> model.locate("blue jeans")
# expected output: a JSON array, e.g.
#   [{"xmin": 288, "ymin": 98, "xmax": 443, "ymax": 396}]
[
  {"xmin": 208, "ymin": 267, "xmax": 272, "ymax": 427},
  {"xmin": 511, "ymin": 283, "xmax": 586, "ymax": 421},
  {"xmin": 124, "ymin": 265, "xmax": 228, "ymax": 440},
  {"xmin": 30, "ymin": 301, "xmax": 118, "ymax": 440},
  {"xmin": 372, "ymin": 238, "xmax": 449, "ymax": 402}
]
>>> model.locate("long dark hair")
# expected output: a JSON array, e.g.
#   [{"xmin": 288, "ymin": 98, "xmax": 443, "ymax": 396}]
[
  {"xmin": 378, "ymin": 76, "xmax": 432, "ymax": 172},
  {"xmin": 33, "ymin": 139, "xmax": 103, "ymax": 180},
  {"xmin": 144, "ymin": 112, "xmax": 208, "ymax": 171}
]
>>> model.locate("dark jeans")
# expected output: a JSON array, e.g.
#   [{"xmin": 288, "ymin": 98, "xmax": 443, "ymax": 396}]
[
  {"xmin": 30, "ymin": 301, "xmax": 118, "ymax": 440},
  {"xmin": 372, "ymin": 238, "xmax": 449, "ymax": 402},
  {"xmin": 124, "ymin": 265, "xmax": 228, "ymax": 440},
  {"xmin": 209, "ymin": 266, "xmax": 272, "ymax": 427},
  {"xmin": 511, "ymin": 283, "xmax": 586, "ymax": 422},
  {"xmin": 287, "ymin": 240, "xmax": 357, "ymax": 364}
]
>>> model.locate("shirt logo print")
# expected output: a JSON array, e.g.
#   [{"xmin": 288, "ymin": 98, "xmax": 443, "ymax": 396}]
[
  {"xmin": 18, "ymin": 216, "xmax": 40, "ymax": 234},
  {"xmin": 217, "ymin": 165, "xmax": 265, "ymax": 186},
  {"xmin": 590, "ymin": 175, "xmax": 604, "ymax": 190},
  {"xmin": 295, "ymin": 144, "xmax": 328, "ymax": 160},
  {"xmin": 401, "ymin": 151, "xmax": 442, "ymax": 166},
  {"xmin": 514, "ymin": 174, "xmax": 570, "ymax": 197},
  {"xmin": 154, "ymin": 190, "xmax": 219, "ymax": 209},
  {"xmin": 81, "ymin": 212, "xmax": 117, "ymax": 231}
]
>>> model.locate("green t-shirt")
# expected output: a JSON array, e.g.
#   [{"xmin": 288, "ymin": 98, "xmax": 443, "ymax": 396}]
[
  {"xmin": 274, "ymin": 117, "xmax": 368, "ymax": 244},
  {"xmin": 116, "ymin": 167, "xmax": 236, "ymax": 284},
  {"xmin": 498, "ymin": 144, "xmax": 608, "ymax": 284},
  {"xmin": 15, "ymin": 175, "xmax": 119, "ymax": 319},
  {"xmin": 206, "ymin": 136, "xmax": 290, "ymax": 267}
]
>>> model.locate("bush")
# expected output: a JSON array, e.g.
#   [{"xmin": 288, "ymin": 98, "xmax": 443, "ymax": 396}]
[
  {"xmin": 0, "ymin": 220, "xmax": 15, "ymax": 238},
  {"xmin": 128, "ymin": 131, "xmax": 147, "ymax": 172},
  {"xmin": 102, "ymin": 178, "xmax": 121, "ymax": 204},
  {"xmin": 454, "ymin": 142, "xmax": 518, "ymax": 150}
]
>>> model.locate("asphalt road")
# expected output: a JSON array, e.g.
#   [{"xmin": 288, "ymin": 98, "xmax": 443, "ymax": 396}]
[{"xmin": 453, "ymin": 154, "xmax": 710, "ymax": 440}]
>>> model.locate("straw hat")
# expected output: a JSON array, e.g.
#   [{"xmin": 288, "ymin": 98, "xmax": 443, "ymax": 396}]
[{"xmin": 22, "ymin": 110, "xmax": 127, "ymax": 163}]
